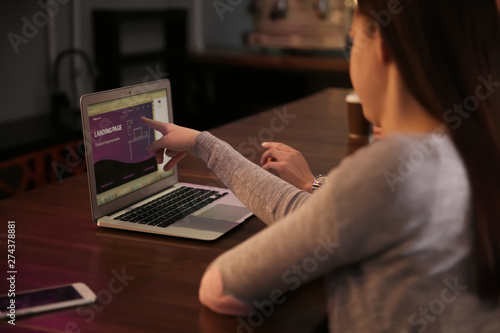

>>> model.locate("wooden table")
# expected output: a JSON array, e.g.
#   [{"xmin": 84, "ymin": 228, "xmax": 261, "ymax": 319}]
[{"xmin": 0, "ymin": 89, "xmax": 368, "ymax": 333}]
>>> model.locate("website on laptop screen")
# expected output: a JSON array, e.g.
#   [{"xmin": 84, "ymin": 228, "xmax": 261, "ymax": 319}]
[{"xmin": 87, "ymin": 89, "xmax": 173, "ymax": 206}]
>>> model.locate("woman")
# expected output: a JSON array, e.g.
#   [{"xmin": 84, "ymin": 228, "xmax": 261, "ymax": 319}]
[{"xmin": 142, "ymin": 0, "xmax": 500, "ymax": 331}]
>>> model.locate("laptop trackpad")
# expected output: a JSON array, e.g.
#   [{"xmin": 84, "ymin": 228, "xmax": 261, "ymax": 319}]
[
  {"xmin": 174, "ymin": 216, "xmax": 238, "ymax": 233},
  {"xmin": 197, "ymin": 204, "xmax": 250, "ymax": 222},
  {"xmin": 172, "ymin": 205, "xmax": 250, "ymax": 232}
]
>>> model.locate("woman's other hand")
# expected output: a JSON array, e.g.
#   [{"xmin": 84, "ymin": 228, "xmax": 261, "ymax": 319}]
[{"xmin": 260, "ymin": 142, "xmax": 315, "ymax": 192}]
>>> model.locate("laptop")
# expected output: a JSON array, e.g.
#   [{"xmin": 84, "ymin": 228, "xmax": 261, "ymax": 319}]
[{"xmin": 80, "ymin": 79, "xmax": 252, "ymax": 241}]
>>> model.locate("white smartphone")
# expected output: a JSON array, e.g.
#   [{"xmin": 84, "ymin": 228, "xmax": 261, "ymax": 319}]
[{"xmin": 0, "ymin": 282, "xmax": 96, "ymax": 319}]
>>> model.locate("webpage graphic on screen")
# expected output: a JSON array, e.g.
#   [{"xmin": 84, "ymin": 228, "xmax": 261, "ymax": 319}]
[{"xmin": 90, "ymin": 102, "xmax": 157, "ymax": 194}]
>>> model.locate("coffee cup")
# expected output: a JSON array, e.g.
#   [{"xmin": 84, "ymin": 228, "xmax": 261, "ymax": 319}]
[{"xmin": 346, "ymin": 93, "xmax": 371, "ymax": 138}]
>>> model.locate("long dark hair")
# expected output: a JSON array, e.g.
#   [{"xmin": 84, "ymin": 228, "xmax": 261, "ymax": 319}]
[{"xmin": 356, "ymin": 0, "xmax": 500, "ymax": 302}]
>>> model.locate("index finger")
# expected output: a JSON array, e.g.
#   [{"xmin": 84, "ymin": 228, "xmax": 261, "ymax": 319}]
[
  {"xmin": 261, "ymin": 142, "xmax": 295, "ymax": 152},
  {"xmin": 141, "ymin": 117, "xmax": 168, "ymax": 135}
]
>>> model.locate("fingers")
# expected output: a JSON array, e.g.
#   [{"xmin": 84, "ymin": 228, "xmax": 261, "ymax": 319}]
[
  {"xmin": 165, "ymin": 150, "xmax": 180, "ymax": 158},
  {"xmin": 152, "ymin": 148, "xmax": 177, "ymax": 165},
  {"xmin": 155, "ymin": 149, "xmax": 164, "ymax": 165},
  {"xmin": 260, "ymin": 149, "xmax": 274, "ymax": 166},
  {"xmin": 148, "ymin": 135, "xmax": 170, "ymax": 155},
  {"xmin": 144, "ymin": 120, "xmax": 200, "ymax": 154},
  {"xmin": 262, "ymin": 160, "xmax": 279, "ymax": 172},
  {"xmin": 261, "ymin": 142, "xmax": 294, "ymax": 152},
  {"xmin": 149, "ymin": 148, "xmax": 185, "ymax": 171},
  {"xmin": 141, "ymin": 118, "xmax": 189, "ymax": 171},
  {"xmin": 163, "ymin": 152, "xmax": 187, "ymax": 171},
  {"xmin": 261, "ymin": 148, "xmax": 289, "ymax": 166},
  {"xmin": 142, "ymin": 118, "xmax": 170, "ymax": 152},
  {"xmin": 260, "ymin": 142, "xmax": 297, "ymax": 166},
  {"xmin": 141, "ymin": 117, "xmax": 168, "ymax": 135}
]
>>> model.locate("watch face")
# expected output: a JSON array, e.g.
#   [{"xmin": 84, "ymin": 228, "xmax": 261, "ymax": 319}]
[
  {"xmin": 316, "ymin": 176, "xmax": 328, "ymax": 183},
  {"xmin": 312, "ymin": 175, "xmax": 328, "ymax": 192}
]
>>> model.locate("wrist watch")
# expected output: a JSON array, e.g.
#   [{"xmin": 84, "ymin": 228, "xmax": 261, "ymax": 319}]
[{"xmin": 312, "ymin": 174, "xmax": 329, "ymax": 192}]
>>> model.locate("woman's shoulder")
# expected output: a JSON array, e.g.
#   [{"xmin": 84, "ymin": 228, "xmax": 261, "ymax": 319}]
[
  {"xmin": 355, "ymin": 128, "xmax": 456, "ymax": 166},
  {"xmin": 330, "ymin": 128, "xmax": 468, "ymax": 198},
  {"xmin": 324, "ymin": 129, "xmax": 471, "ymax": 252}
]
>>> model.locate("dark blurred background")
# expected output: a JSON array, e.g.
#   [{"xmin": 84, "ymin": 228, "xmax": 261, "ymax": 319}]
[{"xmin": 0, "ymin": 0, "xmax": 355, "ymax": 199}]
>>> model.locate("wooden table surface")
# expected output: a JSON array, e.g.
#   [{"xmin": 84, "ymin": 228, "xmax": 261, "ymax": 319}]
[{"xmin": 0, "ymin": 89, "xmax": 368, "ymax": 333}]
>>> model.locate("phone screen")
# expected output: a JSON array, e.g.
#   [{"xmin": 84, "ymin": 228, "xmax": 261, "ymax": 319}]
[{"xmin": 0, "ymin": 285, "xmax": 83, "ymax": 310}]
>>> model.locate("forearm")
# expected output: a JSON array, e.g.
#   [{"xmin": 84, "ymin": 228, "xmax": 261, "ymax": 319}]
[
  {"xmin": 193, "ymin": 132, "xmax": 310, "ymax": 225},
  {"xmin": 199, "ymin": 171, "xmax": 344, "ymax": 311}
]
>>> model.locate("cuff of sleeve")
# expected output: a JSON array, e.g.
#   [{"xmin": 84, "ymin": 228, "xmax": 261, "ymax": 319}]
[
  {"xmin": 199, "ymin": 265, "xmax": 252, "ymax": 316},
  {"xmin": 192, "ymin": 131, "xmax": 215, "ymax": 159}
]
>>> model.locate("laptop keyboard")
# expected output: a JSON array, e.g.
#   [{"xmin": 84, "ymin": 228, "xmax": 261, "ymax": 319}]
[{"xmin": 115, "ymin": 186, "xmax": 228, "ymax": 228}]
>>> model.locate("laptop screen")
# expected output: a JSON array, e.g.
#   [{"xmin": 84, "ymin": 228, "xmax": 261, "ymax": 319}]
[{"xmin": 87, "ymin": 88, "xmax": 173, "ymax": 206}]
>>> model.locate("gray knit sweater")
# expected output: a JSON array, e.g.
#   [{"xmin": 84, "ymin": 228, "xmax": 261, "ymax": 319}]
[{"xmin": 193, "ymin": 130, "xmax": 500, "ymax": 333}]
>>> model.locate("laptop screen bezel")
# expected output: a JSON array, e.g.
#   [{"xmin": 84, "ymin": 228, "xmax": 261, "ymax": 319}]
[{"xmin": 80, "ymin": 79, "xmax": 179, "ymax": 221}]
